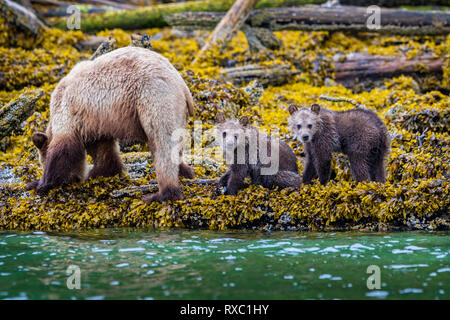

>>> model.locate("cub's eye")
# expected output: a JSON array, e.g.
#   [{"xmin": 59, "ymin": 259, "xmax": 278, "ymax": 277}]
[
  {"xmin": 234, "ymin": 134, "xmax": 238, "ymax": 140},
  {"xmin": 222, "ymin": 132, "xmax": 227, "ymax": 138},
  {"xmin": 307, "ymin": 124, "xmax": 313, "ymax": 129},
  {"xmin": 297, "ymin": 124, "xmax": 302, "ymax": 130}
]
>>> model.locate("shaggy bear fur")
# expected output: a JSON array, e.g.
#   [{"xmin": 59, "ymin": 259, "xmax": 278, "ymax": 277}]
[
  {"xmin": 288, "ymin": 104, "xmax": 390, "ymax": 185},
  {"xmin": 216, "ymin": 113, "xmax": 300, "ymax": 195},
  {"xmin": 27, "ymin": 47, "xmax": 195, "ymax": 203}
]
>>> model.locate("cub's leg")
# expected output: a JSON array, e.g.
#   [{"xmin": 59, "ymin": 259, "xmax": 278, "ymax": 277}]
[
  {"xmin": 86, "ymin": 139, "xmax": 124, "ymax": 178},
  {"xmin": 218, "ymin": 169, "xmax": 231, "ymax": 187},
  {"xmin": 312, "ymin": 151, "xmax": 332, "ymax": 185},
  {"xmin": 349, "ymin": 154, "xmax": 370, "ymax": 182},
  {"xmin": 225, "ymin": 165, "xmax": 248, "ymax": 195},
  {"xmin": 179, "ymin": 162, "xmax": 194, "ymax": 179},
  {"xmin": 35, "ymin": 134, "xmax": 87, "ymax": 195},
  {"xmin": 302, "ymin": 152, "xmax": 318, "ymax": 184}
]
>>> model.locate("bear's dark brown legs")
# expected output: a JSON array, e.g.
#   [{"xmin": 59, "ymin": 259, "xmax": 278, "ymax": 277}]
[
  {"xmin": 179, "ymin": 162, "xmax": 194, "ymax": 179},
  {"xmin": 225, "ymin": 165, "xmax": 247, "ymax": 195},
  {"xmin": 86, "ymin": 139, "xmax": 125, "ymax": 178},
  {"xmin": 35, "ymin": 135, "xmax": 87, "ymax": 195},
  {"xmin": 349, "ymin": 154, "xmax": 370, "ymax": 182}
]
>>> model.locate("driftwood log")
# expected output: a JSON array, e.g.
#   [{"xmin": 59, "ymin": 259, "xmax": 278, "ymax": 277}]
[
  {"xmin": 166, "ymin": 5, "xmax": 450, "ymax": 36},
  {"xmin": 0, "ymin": 89, "xmax": 44, "ymax": 140},
  {"xmin": 220, "ymin": 53, "xmax": 445, "ymax": 87}
]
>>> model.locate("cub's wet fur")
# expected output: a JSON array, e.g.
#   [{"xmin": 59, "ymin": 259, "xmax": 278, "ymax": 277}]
[
  {"xmin": 288, "ymin": 104, "xmax": 390, "ymax": 185},
  {"xmin": 216, "ymin": 113, "xmax": 300, "ymax": 195}
]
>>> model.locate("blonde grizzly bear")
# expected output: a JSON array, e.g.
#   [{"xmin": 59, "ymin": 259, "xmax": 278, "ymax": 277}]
[
  {"xmin": 216, "ymin": 113, "xmax": 300, "ymax": 195},
  {"xmin": 288, "ymin": 104, "xmax": 390, "ymax": 185},
  {"xmin": 27, "ymin": 46, "xmax": 195, "ymax": 203}
]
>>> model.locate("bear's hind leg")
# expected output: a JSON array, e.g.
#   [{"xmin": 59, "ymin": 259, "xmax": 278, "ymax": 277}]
[
  {"xmin": 142, "ymin": 135, "xmax": 183, "ymax": 203},
  {"xmin": 349, "ymin": 154, "xmax": 370, "ymax": 182},
  {"xmin": 86, "ymin": 139, "xmax": 125, "ymax": 179}
]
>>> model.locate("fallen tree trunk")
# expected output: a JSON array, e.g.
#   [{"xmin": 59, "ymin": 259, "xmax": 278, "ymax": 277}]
[
  {"xmin": 195, "ymin": 0, "xmax": 259, "ymax": 61},
  {"xmin": 166, "ymin": 5, "xmax": 450, "ymax": 36},
  {"xmin": 221, "ymin": 64, "xmax": 300, "ymax": 86},
  {"xmin": 0, "ymin": 89, "xmax": 44, "ymax": 140},
  {"xmin": 48, "ymin": 0, "xmax": 328, "ymax": 32},
  {"xmin": 220, "ymin": 53, "xmax": 445, "ymax": 87}
]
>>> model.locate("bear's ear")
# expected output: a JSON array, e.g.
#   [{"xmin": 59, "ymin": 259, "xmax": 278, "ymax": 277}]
[
  {"xmin": 311, "ymin": 104, "xmax": 321, "ymax": 114},
  {"xmin": 239, "ymin": 116, "xmax": 249, "ymax": 127},
  {"xmin": 32, "ymin": 132, "xmax": 48, "ymax": 150},
  {"xmin": 215, "ymin": 112, "xmax": 226, "ymax": 123},
  {"xmin": 288, "ymin": 104, "xmax": 298, "ymax": 115}
]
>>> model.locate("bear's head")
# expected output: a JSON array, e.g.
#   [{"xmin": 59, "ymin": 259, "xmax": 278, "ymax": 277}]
[
  {"xmin": 215, "ymin": 113, "xmax": 251, "ymax": 156},
  {"xmin": 288, "ymin": 104, "xmax": 321, "ymax": 143},
  {"xmin": 31, "ymin": 132, "xmax": 50, "ymax": 167}
]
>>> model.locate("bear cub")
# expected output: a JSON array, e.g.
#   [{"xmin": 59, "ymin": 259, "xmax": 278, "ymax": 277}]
[
  {"xmin": 288, "ymin": 104, "xmax": 390, "ymax": 185},
  {"xmin": 216, "ymin": 113, "xmax": 300, "ymax": 195}
]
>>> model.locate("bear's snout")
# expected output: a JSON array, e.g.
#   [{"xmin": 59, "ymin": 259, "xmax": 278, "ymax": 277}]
[{"xmin": 302, "ymin": 134, "xmax": 309, "ymax": 142}]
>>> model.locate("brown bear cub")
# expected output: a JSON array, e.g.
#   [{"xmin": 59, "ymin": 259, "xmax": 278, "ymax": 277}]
[
  {"xmin": 288, "ymin": 104, "xmax": 390, "ymax": 185},
  {"xmin": 27, "ymin": 46, "xmax": 195, "ymax": 203},
  {"xmin": 216, "ymin": 113, "xmax": 300, "ymax": 195}
]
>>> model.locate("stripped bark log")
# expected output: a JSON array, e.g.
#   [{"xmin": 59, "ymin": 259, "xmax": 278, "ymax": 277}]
[
  {"xmin": 111, "ymin": 179, "xmax": 219, "ymax": 198},
  {"xmin": 220, "ymin": 64, "xmax": 300, "ymax": 86},
  {"xmin": 195, "ymin": 0, "xmax": 260, "ymax": 62},
  {"xmin": 220, "ymin": 53, "xmax": 445, "ymax": 87},
  {"xmin": 165, "ymin": 5, "xmax": 450, "ymax": 36},
  {"xmin": 0, "ymin": 89, "xmax": 44, "ymax": 140}
]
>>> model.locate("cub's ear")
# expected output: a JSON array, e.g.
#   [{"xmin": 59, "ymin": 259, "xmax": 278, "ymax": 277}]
[
  {"xmin": 311, "ymin": 104, "xmax": 321, "ymax": 114},
  {"xmin": 239, "ymin": 115, "xmax": 249, "ymax": 127},
  {"xmin": 32, "ymin": 132, "xmax": 48, "ymax": 150},
  {"xmin": 215, "ymin": 112, "xmax": 226, "ymax": 123},
  {"xmin": 288, "ymin": 104, "xmax": 298, "ymax": 115}
]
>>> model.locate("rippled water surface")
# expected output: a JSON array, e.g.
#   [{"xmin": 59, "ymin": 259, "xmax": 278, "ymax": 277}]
[{"xmin": 0, "ymin": 229, "xmax": 448, "ymax": 299}]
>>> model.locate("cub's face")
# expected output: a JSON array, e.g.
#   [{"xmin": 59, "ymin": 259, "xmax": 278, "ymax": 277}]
[
  {"xmin": 215, "ymin": 114, "xmax": 249, "ymax": 154},
  {"xmin": 288, "ymin": 104, "xmax": 321, "ymax": 143}
]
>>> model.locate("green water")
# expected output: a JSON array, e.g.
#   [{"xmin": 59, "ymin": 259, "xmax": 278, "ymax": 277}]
[{"xmin": 0, "ymin": 229, "xmax": 448, "ymax": 300}]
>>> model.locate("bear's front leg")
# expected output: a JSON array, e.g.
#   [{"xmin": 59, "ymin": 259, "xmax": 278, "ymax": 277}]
[
  {"xmin": 315, "ymin": 159, "xmax": 332, "ymax": 185},
  {"xmin": 302, "ymin": 159, "xmax": 318, "ymax": 184},
  {"xmin": 25, "ymin": 179, "xmax": 40, "ymax": 191},
  {"xmin": 35, "ymin": 135, "xmax": 87, "ymax": 195},
  {"xmin": 302, "ymin": 149, "xmax": 318, "ymax": 184},
  {"xmin": 225, "ymin": 165, "xmax": 248, "ymax": 195}
]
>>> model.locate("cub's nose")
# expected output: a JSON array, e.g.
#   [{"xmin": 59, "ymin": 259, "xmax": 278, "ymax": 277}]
[{"xmin": 302, "ymin": 134, "xmax": 309, "ymax": 142}]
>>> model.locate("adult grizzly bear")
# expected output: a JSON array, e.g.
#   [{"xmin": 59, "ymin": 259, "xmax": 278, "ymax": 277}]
[
  {"xmin": 216, "ymin": 113, "xmax": 300, "ymax": 195},
  {"xmin": 27, "ymin": 46, "xmax": 195, "ymax": 203},
  {"xmin": 288, "ymin": 104, "xmax": 390, "ymax": 185}
]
